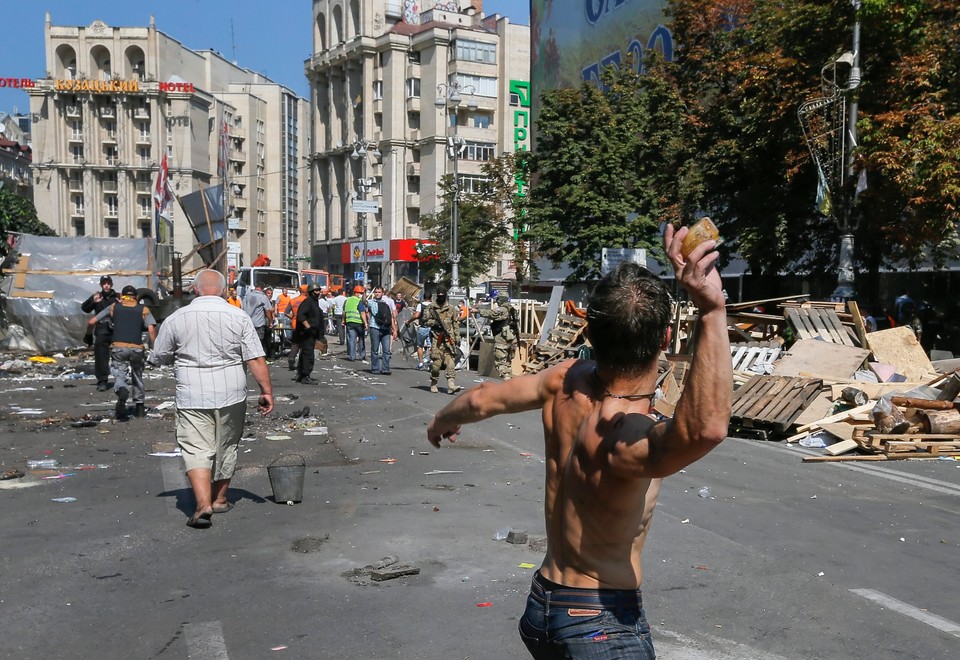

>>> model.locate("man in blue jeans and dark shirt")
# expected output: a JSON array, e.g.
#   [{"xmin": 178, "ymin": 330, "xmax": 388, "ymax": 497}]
[
  {"xmin": 427, "ymin": 225, "xmax": 731, "ymax": 658},
  {"xmin": 367, "ymin": 286, "xmax": 398, "ymax": 375}
]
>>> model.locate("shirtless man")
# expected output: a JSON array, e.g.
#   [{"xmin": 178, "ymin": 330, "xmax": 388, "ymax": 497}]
[{"xmin": 427, "ymin": 225, "xmax": 731, "ymax": 658}]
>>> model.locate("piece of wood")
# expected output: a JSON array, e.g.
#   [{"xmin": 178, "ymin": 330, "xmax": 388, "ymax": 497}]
[
  {"xmin": 793, "ymin": 391, "xmax": 836, "ymax": 427},
  {"xmin": 725, "ymin": 294, "xmax": 810, "ymax": 312},
  {"xmin": 9, "ymin": 291, "xmax": 54, "ymax": 298},
  {"xmin": 802, "ymin": 455, "xmax": 888, "ymax": 462},
  {"xmin": 819, "ymin": 423, "xmax": 862, "ymax": 443},
  {"xmin": 774, "ymin": 339, "xmax": 870, "ymax": 380},
  {"xmin": 891, "ymin": 397, "xmax": 955, "ymax": 410},
  {"xmin": 825, "ymin": 438, "xmax": 860, "ymax": 456},
  {"xmin": 921, "ymin": 409, "xmax": 960, "ymax": 434},
  {"xmin": 829, "ymin": 383, "xmax": 918, "ymax": 400},
  {"xmin": 936, "ymin": 373, "xmax": 960, "ymax": 401},
  {"xmin": 12, "ymin": 253, "xmax": 29, "ymax": 289},
  {"xmin": 847, "ymin": 300, "xmax": 868, "ymax": 348},
  {"xmin": 865, "ymin": 326, "xmax": 936, "ymax": 382},
  {"xmin": 795, "ymin": 402, "xmax": 874, "ymax": 433}
]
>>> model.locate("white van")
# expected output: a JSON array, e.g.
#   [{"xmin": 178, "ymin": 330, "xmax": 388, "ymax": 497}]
[{"xmin": 235, "ymin": 266, "xmax": 300, "ymax": 301}]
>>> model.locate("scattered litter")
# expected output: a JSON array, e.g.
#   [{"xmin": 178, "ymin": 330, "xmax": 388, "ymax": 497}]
[
  {"xmin": 799, "ymin": 434, "xmax": 828, "ymax": 449},
  {"xmin": 694, "ymin": 565, "xmax": 709, "ymax": 570},
  {"xmin": 493, "ymin": 528, "xmax": 511, "ymax": 541},
  {"xmin": 506, "ymin": 530, "xmax": 528, "ymax": 544},
  {"xmin": 519, "ymin": 452, "xmax": 534, "ymax": 457},
  {"xmin": 29, "ymin": 356, "xmax": 57, "ymax": 364},
  {"xmin": 271, "ymin": 646, "xmax": 288, "ymax": 652},
  {"xmin": 810, "ymin": 495, "xmax": 817, "ymax": 499},
  {"xmin": 360, "ymin": 470, "xmax": 380, "ymax": 475},
  {"xmin": 482, "ymin": 449, "xmax": 495, "ymax": 453},
  {"xmin": 286, "ymin": 501, "xmax": 295, "ymax": 506},
  {"xmin": 71, "ymin": 420, "xmax": 98, "ymax": 428},
  {"xmin": 380, "ymin": 458, "xmax": 397, "ymax": 464},
  {"xmin": 14, "ymin": 409, "xmax": 45, "ymax": 415},
  {"xmin": 697, "ymin": 487, "xmax": 711, "ymax": 498},
  {"xmin": 9, "ymin": 387, "xmax": 38, "ymax": 392},
  {"xmin": 359, "ymin": 396, "xmax": 378, "ymax": 401},
  {"xmin": 51, "ymin": 497, "xmax": 77, "ymax": 503},
  {"xmin": 476, "ymin": 602, "xmax": 493, "ymax": 608},
  {"xmin": 266, "ymin": 435, "xmax": 292, "ymax": 441},
  {"xmin": 424, "ymin": 470, "xmax": 462, "ymax": 475},
  {"xmin": 244, "ymin": 449, "xmax": 252, "ymax": 453},
  {"xmin": 27, "ymin": 459, "xmax": 60, "ymax": 469},
  {"xmin": 900, "ymin": 537, "xmax": 905, "ymax": 542},
  {"xmin": 817, "ymin": 572, "xmax": 825, "ymax": 577},
  {"xmin": 433, "ymin": 506, "xmax": 440, "ymax": 512},
  {"xmin": 148, "ymin": 450, "xmax": 182, "ymax": 457},
  {"xmin": 43, "ymin": 473, "xmax": 75, "ymax": 480},
  {"xmin": 303, "ymin": 427, "xmax": 328, "ymax": 436},
  {"xmin": 1, "ymin": 469, "xmax": 25, "ymax": 480},
  {"xmin": 519, "ymin": 563, "xmax": 536, "ymax": 569},
  {"xmin": 681, "ymin": 519, "xmax": 690, "ymax": 524},
  {"xmin": 154, "ymin": 401, "xmax": 176, "ymax": 410},
  {"xmin": 418, "ymin": 451, "xmax": 430, "ymax": 456}
]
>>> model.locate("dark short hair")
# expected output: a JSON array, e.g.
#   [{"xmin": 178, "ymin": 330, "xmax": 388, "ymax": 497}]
[{"xmin": 586, "ymin": 263, "xmax": 672, "ymax": 371}]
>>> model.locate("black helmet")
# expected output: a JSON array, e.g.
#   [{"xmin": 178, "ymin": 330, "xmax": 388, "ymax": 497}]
[{"xmin": 308, "ymin": 283, "xmax": 323, "ymax": 293}]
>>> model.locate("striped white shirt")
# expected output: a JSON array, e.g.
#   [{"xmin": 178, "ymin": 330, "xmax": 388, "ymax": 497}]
[{"xmin": 152, "ymin": 295, "xmax": 265, "ymax": 409}]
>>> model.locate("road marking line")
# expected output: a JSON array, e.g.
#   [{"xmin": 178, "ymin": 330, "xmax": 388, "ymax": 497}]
[
  {"xmin": 183, "ymin": 621, "xmax": 230, "ymax": 659},
  {"xmin": 850, "ymin": 588, "xmax": 960, "ymax": 638},
  {"xmin": 728, "ymin": 437, "xmax": 960, "ymax": 497},
  {"xmin": 160, "ymin": 457, "xmax": 188, "ymax": 515}
]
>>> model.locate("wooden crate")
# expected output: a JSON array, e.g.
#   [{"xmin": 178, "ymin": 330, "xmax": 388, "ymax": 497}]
[{"xmin": 730, "ymin": 375, "xmax": 824, "ymax": 433}]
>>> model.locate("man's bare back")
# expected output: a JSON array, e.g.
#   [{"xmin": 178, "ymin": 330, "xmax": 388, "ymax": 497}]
[{"xmin": 538, "ymin": 359, "xmax": 663, "ymax": 590}]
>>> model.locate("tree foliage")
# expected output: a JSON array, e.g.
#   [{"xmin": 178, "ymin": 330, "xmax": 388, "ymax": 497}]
[
  {"xmin": 0, "ymin": 188, "xmax": 55, "ymax": 262},
  {"xmin": 418, "ymin": 153, "xmax": 519, "ymax": 288},
  {"xmin": 524, "ymin": 61, "xmax": 698, "ymax": 282},
  {"xmin": 525, "ymin": 0, "xmax": 960, "ymax": 293}
]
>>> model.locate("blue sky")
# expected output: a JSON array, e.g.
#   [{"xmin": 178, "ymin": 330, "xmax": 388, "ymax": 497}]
[{"xmin": 0, "ymin": 1, "xmax": 529, "ymax": 118}]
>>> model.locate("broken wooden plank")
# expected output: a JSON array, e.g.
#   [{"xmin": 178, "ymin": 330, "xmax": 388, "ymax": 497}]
[
  {"xmin": 865, "ymin": 326, "xmax": 936, "ymax": 382},
  {"xmin": 795, "ymin": 402, "xmax": 874, "ymax": 433},
  {"xmin": 774, "ymin": 340, "xmax": 870, "ymax": 380},
  {"xmin": 825, "ymin": 439, "xmax": 861, "ymax": 456}
]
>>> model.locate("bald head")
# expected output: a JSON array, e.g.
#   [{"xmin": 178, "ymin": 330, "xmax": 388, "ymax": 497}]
[{"xmin": 194, "ymin": 269, "xmax": 226, "ymax": 296}]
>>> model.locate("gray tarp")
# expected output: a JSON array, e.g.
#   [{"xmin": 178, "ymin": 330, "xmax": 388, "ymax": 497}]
[{"xmin": 1, "ymin": 234, "xmax": 154, "ymax": 353}]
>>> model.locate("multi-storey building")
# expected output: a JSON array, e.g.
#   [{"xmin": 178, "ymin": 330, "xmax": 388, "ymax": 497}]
[
  {"xmin": 305, "ymin": 1, "xmax": 530, "ymax": 287},
  {"xmin": 26, "ymin": 14, "xmax": 309, "ymax": 273}
]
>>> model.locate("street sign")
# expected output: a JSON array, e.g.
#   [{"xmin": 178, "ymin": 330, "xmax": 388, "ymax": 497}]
[
  {"xmin": 601, "ymin": 248, "xmax": 646, "ymax": 275},
  {"xmin": 354, "ymin": 271, "xmax": 364, "ymax": 282},
  {"xmin": 352, "ymin": 199, "xmax": 380, "ymax": 214}
]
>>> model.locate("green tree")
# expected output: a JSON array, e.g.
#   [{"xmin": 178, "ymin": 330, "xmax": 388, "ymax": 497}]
[
  {"xmin": 418, "ymin": 153, "xmax": 519, "ymax": 288},
  {"xmin": 0, "ymin": 187, "xmax": 55, "ymax": 262},
  {"xmin": 524, "ymin": 59, "xmax": 699, "ymax": 282}
]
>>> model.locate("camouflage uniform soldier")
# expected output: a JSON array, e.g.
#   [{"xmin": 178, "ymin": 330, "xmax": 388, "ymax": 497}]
[
  {"xmin": 478, "ymin": 293, "xmax": 517, "ymax": 380},
  {"xmin": 425, "ymin": 289, "xmax": 462, "ymax": 394}
]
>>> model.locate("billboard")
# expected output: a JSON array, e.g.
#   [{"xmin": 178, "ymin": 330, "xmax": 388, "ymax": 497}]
[{"xmin": 532, "ymin": 0, "xmax": 672, "ymax": 103}]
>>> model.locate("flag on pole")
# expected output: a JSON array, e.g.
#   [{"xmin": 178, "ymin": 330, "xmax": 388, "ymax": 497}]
[
  {"xmin": 217, "ymin": 103, "xmax": 229, "ymax": 181},
  {"xmin": 154, "ymin": 154, "xmax": 174, "ymax": 243},
  {"xmin": 855, "ymin": 168, "xmax": 868, "ymax": 198}
]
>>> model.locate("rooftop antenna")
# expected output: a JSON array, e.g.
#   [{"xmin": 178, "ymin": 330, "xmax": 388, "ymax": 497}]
[{"xmin": 230, "ymin": 19, "xmax": 238, "ymax": 64}]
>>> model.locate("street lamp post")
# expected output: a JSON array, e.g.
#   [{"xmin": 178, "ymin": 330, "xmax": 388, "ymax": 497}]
[
  {"xmin": 351, "ymin": 138, "xmax": 381, "ymax": 289},
  {"xmin": 435, "ymin": 82, "xmax": 477, "ymax": 298}
]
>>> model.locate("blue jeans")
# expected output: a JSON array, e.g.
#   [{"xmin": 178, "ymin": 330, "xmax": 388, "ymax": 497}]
[
  {"xmin": 518, "ymin": 572, "xmax": 655, "ymax": 659},
  {"xmin": 346, "ymin": 323, "xmax": 365, "ymax": 361},
  {"xmin": 369, "ymin": 327, "xmax": 392, "ymax": 373}
]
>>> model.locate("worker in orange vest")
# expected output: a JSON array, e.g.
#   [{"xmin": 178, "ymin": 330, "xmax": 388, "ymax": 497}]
[
  {"xmin": 285, "ymin": 285, "xmax": 309, "ymax": 371},
  {"xmin": 226, "ymin": 286, "xmax": 242, "ymax": 308}
]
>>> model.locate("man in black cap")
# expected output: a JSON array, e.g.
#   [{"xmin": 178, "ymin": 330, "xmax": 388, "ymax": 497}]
[
  {"xmin": 292, "ymin": 283, "xmax": 324, "ymax": 385},
  {"xmin": 89, "ymin": 285, "xmax": 157, "ymax": 420},
  {"xmin": 81, "ymin": 276, "xmax": 119, "ymax": 391}
]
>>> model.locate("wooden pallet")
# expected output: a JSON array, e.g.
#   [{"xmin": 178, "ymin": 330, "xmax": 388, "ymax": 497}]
[
  {"xmin": 853, "ymin": 428, "xmax": 960, "ymax": 457},
  {"xmin": 785, "ymin": 306, "xmax": 858, "ymax": 346},
  {"xmin": 523, "ymin": 314, "xmax": 588, "ymax": 374},
  {"xmin": 731, "ymin": 344, "xmax": 781, "ymax": 373},
  {"xmin": 730, "ymin": 375, "xmax": 824, "ymax": 433}
]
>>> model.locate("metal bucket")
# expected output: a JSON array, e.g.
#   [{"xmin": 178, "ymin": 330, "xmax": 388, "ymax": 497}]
[{"xmin": 267, "ymin": 454, "xmax": 305, "ymax": 503}]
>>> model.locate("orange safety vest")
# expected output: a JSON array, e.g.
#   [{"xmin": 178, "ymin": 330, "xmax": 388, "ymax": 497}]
[
  {"xmin": 276, "ymin": 293, "xmax": 292, "ymax": 317},
  {"xmin": 227, "ymin": 295, "xmax": 242, "ymax": 308},
  {"xmin": 287, "ymin": 294, "xmax": 307, "ymax": 329}
]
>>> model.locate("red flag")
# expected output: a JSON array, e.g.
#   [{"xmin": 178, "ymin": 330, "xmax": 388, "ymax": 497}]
[{"xmin": 154, "ymin": 154, "xmax": 174, "ymax": 217}]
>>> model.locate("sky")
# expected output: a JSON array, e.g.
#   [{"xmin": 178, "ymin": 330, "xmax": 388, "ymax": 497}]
[{"xmin": 0, "ymin": 1, "xmax": 530, "ymax": 118}]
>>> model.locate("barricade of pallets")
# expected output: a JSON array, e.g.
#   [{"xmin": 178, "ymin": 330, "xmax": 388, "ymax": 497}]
[
  {"xmin": 523, "ymin": 314, "xmax": 588, "ymax": 374},
  {"xmin": 730, "ymin": 375, "xmax": 824, "ymax": 434}
]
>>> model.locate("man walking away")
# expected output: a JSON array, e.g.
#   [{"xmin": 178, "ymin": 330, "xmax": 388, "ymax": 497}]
[
  {"xmin": 81, "ymin": 275, "xmax": 119, "ymax": 391},
  {"xmin": 424, "ymin": 288, "xmax": 462, "ymax": 394},
  {"xmin": 151, "ymin": 270, "xmax": 274, "ymax": 529},
  {"xmin": 243, "ymin": 283, "xmax": 273, "ymax": 357},
  {"xmin": 285, "ymin": 285, "xmax": 309, "ymax": 370},
  {"xmin": 293, "ymin": 283, "xmax": 324, "ymax": 385},
  {"xmin": 332, "ymin": 289, "xmax": 348, "ymax": 345},
  {"xmin": 403, "ymin": 292, "xmax": 432, "ymax": 370},
  {"xmin": 343, "ymin": 285, "xmax": 368, "ymax": 362},
  {"xmin": 368, "ymin": 286, "xmax": 398, "ymax": 375},
  {"xmin": 427, "ymin": 225, "xmax": 731, "ymax": 657},
  {"xmin": 89, "ymin": 285, "xmax": 157, "ymax": 420}
]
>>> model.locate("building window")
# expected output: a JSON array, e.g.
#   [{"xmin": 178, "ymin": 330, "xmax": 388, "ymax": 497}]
[
  {"xmin": 72, "ymin": 194, "xmax": 84, "ymax": 215},
  {"xmin": 73, "ymin": 219, "xmax": 85, "ymax": 236},
  {"xmin": 72, "ymin": 145, "xmax": 84, "ymax": 163},
  {"xmin": 139, "ymin": 220, "xmax": 151, "ymax": 238},
  {"xmin": 373, "ymin": 80, "xmax": 383, "ymax": 100},
  {"xmin": 105, "ymin": 195, "xmax": 119, "ymax": 216},
  {"xmin": 464, "ymin": 141, "xmax": 495, "ymax": 161},
  {"xmin": 408, "ymin": 111, "xmax": 420, "ymax": 130},
  {"xmin": 455, "ymin": 39, "xmax": 496, "ymax": 64},
  {"xmin": 139, "ymin": 197, "xmax": 151, "ymax": 217},
  {"xmin": 406, "ymin": 77, "xmax": 421, "ymax": 99},
  {"xmin": 459, "ymin": 174, "xmax": 491, "ymax": 195},
  {"xmin": 138, "ymin": 122, "xmax": 150, "ymax": 140},
  {"xmin": 471, "ymin": 112, "xmax": 491, "ymax": 129},
  {"xmin": 139, "ymin": 146, "xmax": 151, "ymax": 165},
  {"xmin": 407, "ymin": 176, "xmax": 420, "ymax": 194},
  {"xmin": 408, "ymin": 50, "xmax": 421, "ymax": 64},
  {"xmin": 70, "ymin": 120, "xmax": 83, "ymax": 139},
  {"xmin": 453, "ymin": 73, "xmax": 497, "ymax": 97},
  {"xmin": 106, "ymin": 220, "xmax": 119, "ymax": 238}
]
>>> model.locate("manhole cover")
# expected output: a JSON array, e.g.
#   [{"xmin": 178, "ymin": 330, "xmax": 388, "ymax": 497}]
[{"xmin": 291, "ymin": 535, "xmax": 329, "ymax": 553}]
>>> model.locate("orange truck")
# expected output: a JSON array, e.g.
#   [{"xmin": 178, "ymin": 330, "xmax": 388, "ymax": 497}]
[{"xmin": 301, "ymin": 268, "xmax": 344, "ymax": 294}]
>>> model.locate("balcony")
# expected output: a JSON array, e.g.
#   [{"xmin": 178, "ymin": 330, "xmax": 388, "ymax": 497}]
[
  {"xmin": 138, "ymin": 207, "xmax": 152, "ymax": 219},
  {"xmin": 71, "ymin": 154, "xmax": 85, "ymax": 165},
  {"xmin": 69, "ymin": 132, "xmax": 84, "ymax": 143},
  {"xmin": 66, "ymin": 105, "xmax": 81, "ymax": 118},
  {"xmin": 136, "ymin": 133, "xmax": 151, "ymax": 145},
  {"xmin": 135, "ymin": 181, "xmax": 152, "ymax": 193},
  {"xmin": 71, "ymin": 207, "xmax": 85, "ymax": 216},
  {"xmin": 99, "ymin": 105, "xmax": 116, "ymax": 118},
  {"xmin": 102, "ymin": 180, "xmax": 118, "ymax": 192},
  {"xmin": 229, "ymin": 149, "xmax": 246, "ymax": 162},
  {"xmin": 406, "ymin": 162, "xmax": 421, "ymax": 177},
  {"xmin": 105, "ymin": 156, "xmax": 120, "ymax": 166},
  {"xmin": 133, "ymin": 107, "xmax": 149, "ymax": 119},
  {"xmin": 409, "ymin": 129, "xmax": 420, "ymax": 142},
  {"xmin": 405, "ymin": 96, "xmax": 421, "ymax": 112},
  {"xmin": 102, "ymin": 132, "xmax": 118, "ymax": 144},
  {"xmin": 406, "ymin": 193, "xmax": 420, "ymax": 208},
  {"xmin": 68, "ymin": 180, "xmax": 83, "ymax": 193},
  {"xmin": 104, "ymin": 206, "xmax": 119, "ymax": 218}
]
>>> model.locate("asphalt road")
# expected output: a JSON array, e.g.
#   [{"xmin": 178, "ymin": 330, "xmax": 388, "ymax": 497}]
[{"xmin": 1, "ymin": 345, "xmax": 958, "ymax": 659}]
